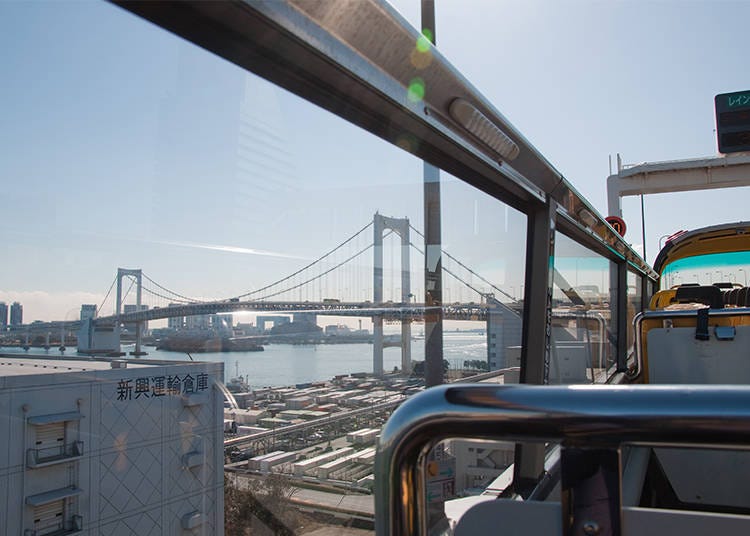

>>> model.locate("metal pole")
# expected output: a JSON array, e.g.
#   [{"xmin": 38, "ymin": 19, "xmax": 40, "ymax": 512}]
[
  {"xmin": 374, "ymin": 215, "xmax": 385, "ymax": 377},
  {"xmin": 135, "ymin": 270, "xmax": 143, "ymax": 356},
  {"xmin": 422, "ymin": 0, "xmax": 443, "ymax": 388},
  {"xmin": 640, "ymin": 194, "xmax": 647, "ymax": 261},
  {"xmin": 401, "ymin": 221, "xmax": 412, "ymax": 374}
]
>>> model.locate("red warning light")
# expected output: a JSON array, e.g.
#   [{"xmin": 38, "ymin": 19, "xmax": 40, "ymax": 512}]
[{"xmin": 605, "ymin": 216, "xmax": 627, "ymax": 237}]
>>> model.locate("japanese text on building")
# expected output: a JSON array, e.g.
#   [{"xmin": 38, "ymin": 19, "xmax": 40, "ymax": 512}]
[{"xmin": 116, "ymin": 373, "xmax": 209, "ymax": 401}]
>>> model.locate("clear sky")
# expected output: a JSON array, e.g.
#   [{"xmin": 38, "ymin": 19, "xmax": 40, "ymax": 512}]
[
  {"xmin": 1, "ymin": 0, "xmax": 748, "ymax": 322},
  {"xmin": 389, "ymin": 0, "xmax": 750, "ymax": 254}
]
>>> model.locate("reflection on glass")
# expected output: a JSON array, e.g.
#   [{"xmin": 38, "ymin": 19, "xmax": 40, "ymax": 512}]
[
  {"xmin": 550, "ymin": 234, "xmax": 618, "ymax": 384},
  {"xmin": 0, "ymin": 2, "xmax": 532, "ymax": 533},
  {"xmin": 627, "ymin": 271, "xmax": 643, "ymax": 356}
]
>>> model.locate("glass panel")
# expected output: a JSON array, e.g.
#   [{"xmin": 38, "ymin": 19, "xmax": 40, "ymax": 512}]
[
  {"xmin": 1, "ymin": 3, "xmax": 527, "ymax": 534},
  {"xmin": 1, "ymin": 3, "xmax": 423, "ymax": 534},
  {"xmin": 551, "ymin": 233, "xmax": 618, "ymax": 383},
  {"xmin": 627, "ymin": 270, "xmax": 643, "ymax": 357},
  {"xmin": 440, "ymin": 176, "xmax": 527, "ymax": 378}
]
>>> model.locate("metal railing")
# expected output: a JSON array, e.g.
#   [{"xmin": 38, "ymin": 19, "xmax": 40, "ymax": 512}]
[
  {"xmin": 27, "ymin": 441, "xmax": 84, "ymax": 469},
  {"xmin": 374, "ymin": 384, "xmax": 750, "ymax": 535},
  {"xmin": 24, "ymin": 514, "xmax": 82, "ymax": 536}
]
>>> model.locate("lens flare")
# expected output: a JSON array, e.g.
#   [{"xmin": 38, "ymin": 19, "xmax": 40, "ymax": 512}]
[
  {"xmin": 410, "ymin": 47, "xmax": 432, "ymax": 69},
  {"xmin": 408, "ymin": 77, "xmax": 426, "ymax": 103},
  {"xmin": 416, "ymin": 33, "xmax": 431, "ymax": 53}
]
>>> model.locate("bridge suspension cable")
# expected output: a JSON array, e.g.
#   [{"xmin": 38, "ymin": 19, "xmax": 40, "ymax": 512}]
[
  {"xmin": 408, "ymin": 241, "xmax": 489, "ymax": 299},
  {"xmin": 251, "ymin": 232, "xmax": 392, "ymax": 301},
  {"xmin": 233, "ymin": 220, "xmax": 374, "ymax": 301},
  {"xmin": 112, "ymin": 218, "xmax": 514, "ymax": 309},
  {"xmin": 141, "ymin": 272, "xmax": 204, "ymax": 304},
  {"xmin": 120, "ymin": 275, "xmax": 137, "ymax": 305},
  {"xmin": 117, "ymin": 222, "xmax": 374, "ymax": 308},
  {"xmin": 139, "ymin": 283, "xmax": 196, "ymax": 306},
  {"xmin": 98, "ymin": 275, "xmax": 117, "ymax": 316},
  {"xmin": 409, "ymin": 224, "xmax": 516, "ymax": 303}
]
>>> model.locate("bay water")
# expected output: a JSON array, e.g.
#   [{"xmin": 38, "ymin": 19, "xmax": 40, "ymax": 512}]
[{"xmin": 7, "ymin": 332, "xmax": 486, "ymax": 388}]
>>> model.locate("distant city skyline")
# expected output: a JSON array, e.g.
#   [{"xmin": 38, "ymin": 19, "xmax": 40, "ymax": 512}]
[{"xmin": 9, "ymin": 302, "xmax": 22, "ymax": 327}]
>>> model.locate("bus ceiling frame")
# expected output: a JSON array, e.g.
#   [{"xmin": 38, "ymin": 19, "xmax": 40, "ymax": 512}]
[
  {"xmin": 374, "ymin": 384, "xmax": 750, "ymax": 536},
  {"xmin": 113, "ymin": 0, "xmax": 650, "ymax": 276},
  {"xmin": 607, "ymin": 153, "xmax": 750, "ymax": 218}
]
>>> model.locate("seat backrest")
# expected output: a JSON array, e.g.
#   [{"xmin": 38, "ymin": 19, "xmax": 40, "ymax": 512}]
[
  {"xmin": 674, "ymin": 285, "xmax": 723, "ymax": 309},
  {"xmin": 649, "ymin": 289, "xmax": 676, "ymax": 309}
]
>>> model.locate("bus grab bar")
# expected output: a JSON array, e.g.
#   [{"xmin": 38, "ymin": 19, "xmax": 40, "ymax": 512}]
[{"xmin": 374, "ymin": 384, "xmax": 750, "ymax": 535}]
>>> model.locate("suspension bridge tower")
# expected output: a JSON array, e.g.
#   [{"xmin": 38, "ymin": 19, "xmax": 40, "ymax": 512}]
[
  {"xmin": 373, "ymin": 214, "xmax": 411, "ymax": 377},
  {"xmin": 116, "ymin": 268, "xmax": 147, "ymax": 356}
]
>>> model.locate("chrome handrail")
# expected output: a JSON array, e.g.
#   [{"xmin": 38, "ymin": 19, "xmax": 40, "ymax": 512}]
[{"xmin": 374, "ymin": 384, "xmax": 750, "ymax": 535}]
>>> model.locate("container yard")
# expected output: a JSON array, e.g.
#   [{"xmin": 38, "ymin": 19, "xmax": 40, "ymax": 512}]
[{"xmin": 223, "ymin": 373, "xmax": 413, "ymax": 489}]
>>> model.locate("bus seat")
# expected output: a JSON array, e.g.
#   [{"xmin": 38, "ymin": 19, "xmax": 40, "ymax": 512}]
[
  {"xmin": 727, "ymin": 288, "xmax": 740, "ymax": 306},
  {"xmin": 674, "ymin": 285, "xmax": 723, "ymax": 308},
  {"xmin": 738, "ymin": 287, "xmax": 750, "ymax": 306},
  {"xmin": 649, "ymin": 289, "xmax": 677, "ymax": 309}
]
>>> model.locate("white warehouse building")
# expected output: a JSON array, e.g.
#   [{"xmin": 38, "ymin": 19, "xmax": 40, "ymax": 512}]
[{"xmin": 0, "ymin": 356, "xmax": 224, "ymax": 535}]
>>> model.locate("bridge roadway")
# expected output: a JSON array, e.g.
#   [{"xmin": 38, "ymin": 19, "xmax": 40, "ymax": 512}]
[{"xmin": 13, "ymin": 299, "xmax": 521, "ymax": 333}]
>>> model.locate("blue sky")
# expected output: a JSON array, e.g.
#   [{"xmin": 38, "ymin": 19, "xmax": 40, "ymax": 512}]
[
  {"xmin": 403, "ymin": 0, "xmax": 750, "ymax": 249},
  {"xmin": 1, "ymin": 0, "xmax": 748, "ymax": 322}
]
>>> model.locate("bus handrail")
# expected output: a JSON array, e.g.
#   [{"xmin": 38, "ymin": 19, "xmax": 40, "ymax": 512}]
[{"xmin": 374, "ymin": 383, "xmax": 750, "ymax": 535}]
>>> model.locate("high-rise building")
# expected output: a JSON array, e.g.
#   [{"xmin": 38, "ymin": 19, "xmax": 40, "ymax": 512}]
[
  {"xmin": 210, "ymin": 314, "xmax": 233, "ymax": 333},
  {"xmin": 9, "ymin": 302, "xmax": 22, "ymax": 326},
  {"xmin": 80, "ymin": 304, "xmax": 97, "ymax": 321},
  {"xmin": 123, "ymin": 304, "xmax": 149, "ymax": 335},
  {"xmin": 0, "ymin": 302, "xmax": 7, "ymax": 330},
  {"xmin": 167, "ymin": 303, "xmax": 184, "ymax": 330},
  {"xmin": 185, "ymin": 314, "xmax": 211, "ymax": 331}
]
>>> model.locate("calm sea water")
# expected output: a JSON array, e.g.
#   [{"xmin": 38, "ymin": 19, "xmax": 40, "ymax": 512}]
[{"xmin": 6, "ymin": 332, "xmax": 487, "ymax": 388}]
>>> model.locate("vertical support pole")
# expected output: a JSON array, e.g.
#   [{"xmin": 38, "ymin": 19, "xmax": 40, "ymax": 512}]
[
  {"xmin": 423, "ymin": 152, "xmax": 443, "ymax": 386},
  {"xmin": 421, "ymin": 6, "xmax": 448, "ymax": 531},
  {"xmin": 115, "ymin": 268, "xmax": 123, "ymax": 354},
  {"xmin": 373, "ymin": 215, "xmax": 385, "ymax": 377},
  {"xmin": 401, "ymin": 221, "xmax": 412, "ymax": 375},
  {"xmin": 116, "ymin": 268, "xmax": 123, "ymax": 318},
  {"xmin": 616, "ymin": 261, "xmax": 628, "ymax": 372},
  {"xmin": 135, "ymin": 270, "xmax": 143, "ymax": 356},
  {"xmin": 514, "ymin": 197, "xmax": 557, "ymax": 496}
]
